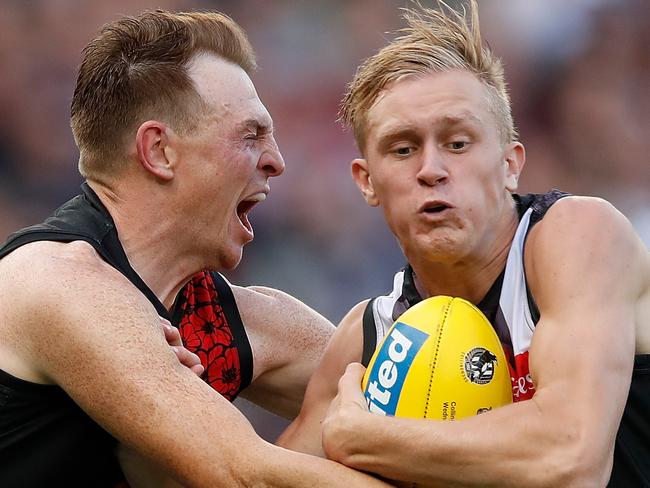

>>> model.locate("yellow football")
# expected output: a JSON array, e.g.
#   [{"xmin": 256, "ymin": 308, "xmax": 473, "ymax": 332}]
[{"xmin": 361, "ymin": 296, "xmax": 512, "ymax": 420}]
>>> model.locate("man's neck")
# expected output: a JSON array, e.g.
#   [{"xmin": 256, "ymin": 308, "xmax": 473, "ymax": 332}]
[{"xmin": 88, "ymin": 181, "xmax": 203, "ymax": 310}]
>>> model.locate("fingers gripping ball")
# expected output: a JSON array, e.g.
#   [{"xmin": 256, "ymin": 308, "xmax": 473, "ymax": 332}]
[{"xmin": 361, "ymin": 296, "xmax": 512, "ymax": 420}]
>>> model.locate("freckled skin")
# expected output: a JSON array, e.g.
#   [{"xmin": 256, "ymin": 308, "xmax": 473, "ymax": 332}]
[{"xmin": 0, "ymin": 53, "xmax": 392, "ymax": 488}]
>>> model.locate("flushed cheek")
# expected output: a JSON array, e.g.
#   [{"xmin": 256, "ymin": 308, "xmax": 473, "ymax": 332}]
[
  {"xmin": 459, "ymin": 206, "xmax": 491, "ymax": 237},
  {"xmin": 381, "ymin": 204, "xmax": 406, "ymax": 236}
]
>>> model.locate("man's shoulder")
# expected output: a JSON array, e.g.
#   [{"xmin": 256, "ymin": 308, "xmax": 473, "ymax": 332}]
[
  {"xmin": 1, "ymin": 239, "xmax": 112, "ymax": 283},
  {"xmin": 533, "ymin": 195, "xmax": 641, "ymax": 245},
  {"xmin": 231, "ymin": 284, "xmax": 334, "ymax": 334},
  {"xmin": 542, "ymin": 194, "xmax": 618, "ymax": 218},
  {"xmin": 231, "ymin": 282, "xmax": 301, "ymax": 304},
  {"xmin": 231, "ymin": 283, "xmax": 321, "ymax": 322},
  {"xmin": 0, "ymin": 239, "xmax": 140, "ymax": 324},
  {"xmin": 340, "ymin": 299, "xmax": 371, "ymax": 329},
  {"xmin": 527, "ymin": 195, "xmax": 637, "ymax": 244},
  {"xmin": 0, "ymin": 241, "xmax": 126, "ymax": 383},
  {"xmin": 228, "ymin": 283, "xmax": 334, "ymax": 364},
  {"xmin": 526, "ymin": 195, "xmax": 649, "ymax": 292}
]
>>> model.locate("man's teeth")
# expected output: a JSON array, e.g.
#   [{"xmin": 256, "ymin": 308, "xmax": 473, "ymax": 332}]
[{"xmin": 245, "ymin": 193, "xmax": 266, "ymax": 203}]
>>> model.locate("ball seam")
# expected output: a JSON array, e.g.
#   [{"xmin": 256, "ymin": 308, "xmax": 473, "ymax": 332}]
[{"xmin": 423, "ymin": 297, "xmax": 453, "ymax": 418}]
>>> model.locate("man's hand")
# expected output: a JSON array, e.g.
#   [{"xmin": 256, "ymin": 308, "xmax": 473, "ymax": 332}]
[
  {"xmin": 160, "ymin": 317, "xmax": 204, "ymax": 376},
  {"xmin": 322, "ymin": 362, "xmax": 370, "ymax": 462}
]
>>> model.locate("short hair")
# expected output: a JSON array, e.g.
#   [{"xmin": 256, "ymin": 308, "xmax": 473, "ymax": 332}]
[
  {"xmin": 340, "ymin": 0, "xmax": 517, "ymax": 155},
  {"xmin": 71, "ymin": 10, "xmax": 256, "ymax": 180}
]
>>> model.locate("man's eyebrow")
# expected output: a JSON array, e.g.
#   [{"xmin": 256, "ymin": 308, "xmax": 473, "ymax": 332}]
[
  {"xmin": 238, "ymin": 118, "xmax": 273, "ymax": 132},
  {"xmin": 437, "ymin": 113, "xmax": 482, "ymax": 126},
  {"xmin": 375, "ymin": 126, "xmax": 419, "ymax": 148},
  {"xmin": 374, "ymin": 113, "xmax": 482, "ymax": 145}
]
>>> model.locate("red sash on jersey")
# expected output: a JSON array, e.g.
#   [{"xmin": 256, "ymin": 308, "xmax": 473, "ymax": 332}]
[
  {"xmin": 176, "ymin": 272, "xmax": 242, "ymax": 401},
  {"xmin": 505, "ymin": 350, "xmax": 535, "ymax": 401}
]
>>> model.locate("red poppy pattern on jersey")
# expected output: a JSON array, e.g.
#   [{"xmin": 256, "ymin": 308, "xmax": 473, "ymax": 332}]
[{"xmin": 175, "ymin": 271, "xmax": 241, "ymax": 400}]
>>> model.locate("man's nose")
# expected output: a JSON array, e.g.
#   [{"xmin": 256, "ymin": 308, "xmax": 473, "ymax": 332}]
[
  {"xmin": 417, "ymin": 145, "xmax": 448, "ymax": 186},
  {"xmin": 259, "ymin": 142, "xmax": 285, "ymax": 177}
]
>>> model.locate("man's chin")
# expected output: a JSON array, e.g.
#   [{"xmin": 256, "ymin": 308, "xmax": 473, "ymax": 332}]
[
  {"xmin": 219, "ymin": 245, "xmax": 245, "ymax": 271},
  {"xmin": 404, "ymin": 230, "xmax": 465, "ymax": 260}
]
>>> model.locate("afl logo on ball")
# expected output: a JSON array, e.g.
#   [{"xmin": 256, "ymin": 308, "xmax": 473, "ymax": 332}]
[{"xmin": 463, "ymin": 347, "xmax": 497, "ymax": 385}]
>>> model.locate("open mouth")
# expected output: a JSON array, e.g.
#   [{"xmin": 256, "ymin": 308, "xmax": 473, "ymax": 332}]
[
  {"xmin": 423, "ymin": 203, "xmax": 450, "ymax": 214},
  {"xmin": 237, "ymin": 200, "xmax": 256, "ymax": 232},
  {"xmin": 236, "ymin": 193, "xmax": 267, "ymax": 233}
]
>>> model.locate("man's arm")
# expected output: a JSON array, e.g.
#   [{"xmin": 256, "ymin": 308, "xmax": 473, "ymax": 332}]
[
  {"xmin": 322, "ymin": 197, "xmax": 649, "ymax": 487},
  {"xmin": 276, "ymin": 300, "xmax": 368, "ymax": 454},
  {"xmin": 1, "ymin": 241, "xmax": 391, "ymax": 488},
  {"xmin": 233, "ymin": 285, "xmax": 336, "ymax": 419}
]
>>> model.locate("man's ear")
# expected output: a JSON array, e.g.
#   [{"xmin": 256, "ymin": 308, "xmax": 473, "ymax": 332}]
[
  {"xmin": 135, "ymin": 121, "xmax": 175, "ymax": 181},
  {"xmin": 351, "ymin": 158, "xmax": 379, "ymax": 207},
  {"xmin": 504, "ymin": 142, "xmax": 526, "ymax": 192}
]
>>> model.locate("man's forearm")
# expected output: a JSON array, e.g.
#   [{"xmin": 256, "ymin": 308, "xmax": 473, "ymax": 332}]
[
  {"xmin": 264, "ymin": 446, "xmax": 393, "ymax": 487},
  {"xmin": 120, "ymin": 436, "xmax": 391, "ymax": 487},
  {"xmin": 323, "ymin": 396, "xmax": 608, "ymax": 488}
]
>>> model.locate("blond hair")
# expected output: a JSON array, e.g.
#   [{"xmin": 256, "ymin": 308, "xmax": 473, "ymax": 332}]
[
  {"xmin": 341, "ymin": 0, "xmax": 517, "ymax": 155},
  {"xmin": 71, "ymin": 10, "xmax": 256, "ymax": 180}
]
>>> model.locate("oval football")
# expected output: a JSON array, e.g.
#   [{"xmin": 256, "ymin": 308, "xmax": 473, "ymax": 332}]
[{"xmin": 361, "ymin": 296, "xmax": 513, "ymax": 420}]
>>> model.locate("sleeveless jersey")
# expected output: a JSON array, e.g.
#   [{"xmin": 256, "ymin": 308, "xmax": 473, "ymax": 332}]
[
  {"xmin": 361, "ymin": 191, "xmax": 650, "ymax": 487},
  {"xmin": 0, "ymin": 182, "xmax": 253, "ymax": 486}
]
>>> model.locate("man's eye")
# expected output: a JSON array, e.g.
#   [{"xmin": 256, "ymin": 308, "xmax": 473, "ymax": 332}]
[
  {"xmin": 448, "ymin": 141, "xmax": 467, "ymax": 151},
  {"xmin": 395, "ymin": 146, "xmax": 412, "ymax": 156}
]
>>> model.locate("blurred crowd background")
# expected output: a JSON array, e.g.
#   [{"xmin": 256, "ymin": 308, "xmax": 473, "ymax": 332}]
[{"xmin": 1, "ymin": 0, "xmax": 649, "ymax": 437}]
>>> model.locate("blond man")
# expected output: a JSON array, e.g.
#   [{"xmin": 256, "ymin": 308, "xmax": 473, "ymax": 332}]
[
  {"xmin": 0, "ymin": 11, "xmax": 391, "ymax": 488},
  {"xmin": 278, "ymin": 2, "xmax": 650, "ymax": 486}
]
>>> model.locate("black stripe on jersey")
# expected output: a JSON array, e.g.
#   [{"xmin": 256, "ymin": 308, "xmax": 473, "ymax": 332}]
[
  {"xmin": 210, "ymin": 272, "xmax": 254, "ymax": 391},
  {"xmin": 361, "ymin": 298, "xmax": 378, "ymax": 367},
  {"xmin": 403, "ymin": 265, "xmax": 423, "ymax": 308}
]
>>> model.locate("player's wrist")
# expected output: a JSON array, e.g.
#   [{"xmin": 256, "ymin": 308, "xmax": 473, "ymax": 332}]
[{"xmin": 322, "ymin": 401, "xmax": 372, "ymax": 465}]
